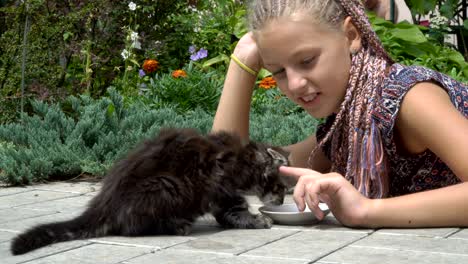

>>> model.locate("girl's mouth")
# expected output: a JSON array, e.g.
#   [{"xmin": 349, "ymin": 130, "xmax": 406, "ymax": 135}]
[{"xmin": 299, "ymin": 93, "xmax": 320, "ymax": 106}]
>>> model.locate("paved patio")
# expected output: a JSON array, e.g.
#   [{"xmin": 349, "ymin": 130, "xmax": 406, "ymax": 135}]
[{"xmin": 1, "ymin": 181, "xmax": 468, "ymax": 264}]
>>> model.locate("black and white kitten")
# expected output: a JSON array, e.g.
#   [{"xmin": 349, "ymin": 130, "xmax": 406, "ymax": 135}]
[{"xmin": 11, "ymin": 128, "xmax": 289, "ymax": 255}]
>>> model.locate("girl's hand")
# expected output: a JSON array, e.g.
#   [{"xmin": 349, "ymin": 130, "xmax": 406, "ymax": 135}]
[
  {"xmin": 363, "ymin": 0, "xmax": 391, "ymax": 20},
  {"xmin": 232, "ymin": 32, "xmax": 262, "ymax": 73},
  {"xmin": 279, "ymin": 166, "xmax": 373, "ymax": 227}
]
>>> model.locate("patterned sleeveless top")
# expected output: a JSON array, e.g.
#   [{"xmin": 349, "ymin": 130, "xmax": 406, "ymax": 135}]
[{"xmin": 317, "ymin": 63, "xmax": 468, "ymax": 197}]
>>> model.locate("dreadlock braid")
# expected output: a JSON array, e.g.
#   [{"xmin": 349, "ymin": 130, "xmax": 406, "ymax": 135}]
[
  {"xmin": 337, "ymin": 0, "xmax": 393, "ymax": 198},
  {"xmin": 249, "ymin": 0, "xmax": 346, "ymax": 31},
  {"xmin": 338, "ymin": 0, "xmax": 392, "ymax": 62},
  {"xmin": 248, "ymin": 0, "xmax": 394, "ymax": 198}
]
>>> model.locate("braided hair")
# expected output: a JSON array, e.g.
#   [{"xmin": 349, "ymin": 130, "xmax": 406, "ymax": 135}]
[{"xmin": 249, "ymin": 0, "xmax": 394, "ymax": 198}]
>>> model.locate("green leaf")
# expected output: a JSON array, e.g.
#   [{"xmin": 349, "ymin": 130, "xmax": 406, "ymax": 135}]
[
  {"xmin": 397, "ymin": 44, "xmax": 427, "ymax": 58},
  {"xmin": 257, "ymin": 69, "xmax": 272, "ymax": 79},
  {"xmin": 63, "ymin": 31, "xmax": 73, "ymax": 41},
  {"xmin": 129, "ymin": 59, "xmax": 140, "ymax": 67},
  {"xmin": 106, "ymin": 104, "xmax": 115, "ymax": 118},
  {"xmin": 407, "ymin": 0, "xmax": 437, "ymax": 16},
  {"xmin": 390, "ymin": 27, "xmax": 427, "ymax": 43},
  {"xmin": 394, "ymin": 21, "xmax": 419, "ymax": 29},
  {"xmin": 446, "ymin": 50, "xmax": 467, "ymax": 68},
  {"xmin": 439, "ymin": 0, "xmax": 458, "ymax": 19},
  {"xmin": 233, "ymin": 9, "xmax": 248, "ymax": 38},
  {"xmin": 202, "ymin": 54, "xmax": 229, "ymax": 68},
  {"xmin": 370, "ymin": 14, "xmax": 394, "ymax": 27},
  {"xmin": 464, "ymin": 19, "xmax": 468, "ymax": 30}
]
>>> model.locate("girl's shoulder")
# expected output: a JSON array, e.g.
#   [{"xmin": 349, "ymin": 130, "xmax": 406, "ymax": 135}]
[
  {"xmin": 385, "ymin": 63, "xmax": 466, "ymax": 90},
  {"xmin": 373, "ymin": 63, "xmax": 467, "ymax": 133}
]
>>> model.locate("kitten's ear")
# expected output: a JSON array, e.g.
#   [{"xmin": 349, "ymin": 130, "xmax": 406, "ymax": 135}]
[
  {"xmin": 266, "ymin": 148, "xmax": 286, "ymax": 161},
  {"xmin": 254, "ymin": 150, "xmax": 266, "ymax": 163}
]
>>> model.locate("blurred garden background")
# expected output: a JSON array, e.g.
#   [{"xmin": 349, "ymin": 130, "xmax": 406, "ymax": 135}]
[{"xmin": 0, "ymin": 0, "xmax": 467, "ymax": 185}]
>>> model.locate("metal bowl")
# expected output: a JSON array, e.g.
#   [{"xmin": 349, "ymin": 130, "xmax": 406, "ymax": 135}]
[{"xmin": 259, "ymin": 203, "xmax": 330, "ymax": 225}]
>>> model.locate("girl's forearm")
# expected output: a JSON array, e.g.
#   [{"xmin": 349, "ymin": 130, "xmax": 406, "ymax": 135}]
[
  {"xmin": 366, "ymin": 181, "xmax": 468, "ymax": 228},
  {"xmin": 212, "ymin": 59, "xmax": 257, "ymax": 140}
]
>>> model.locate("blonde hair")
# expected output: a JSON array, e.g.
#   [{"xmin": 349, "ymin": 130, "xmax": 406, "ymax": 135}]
[{"xmin": 248, "ymin": 0, "xmax": 394, "ymax": 198}]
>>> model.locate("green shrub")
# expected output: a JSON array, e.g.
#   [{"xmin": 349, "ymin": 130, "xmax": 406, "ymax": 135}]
[
  {"xmin": 251, "ymin": 85, "xmax": 304, "ymax": 116},
  {"xmin": 140, "ymin": 62, "xmax": 224, "ymax": 113},
  {"xmin": 369, "ymin": 13, "xmax": 468, "ymax": 82}
]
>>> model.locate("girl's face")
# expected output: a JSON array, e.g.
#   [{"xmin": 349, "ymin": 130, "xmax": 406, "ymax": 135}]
[{"xmin": 256, "ymin": 15, "xmax": 357, "ymax": 118}]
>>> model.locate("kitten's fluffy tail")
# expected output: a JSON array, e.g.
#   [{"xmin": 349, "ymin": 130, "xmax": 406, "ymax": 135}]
[{"xmin": 11, "ymin": 211, "xmax": 107, "ymax": 255}]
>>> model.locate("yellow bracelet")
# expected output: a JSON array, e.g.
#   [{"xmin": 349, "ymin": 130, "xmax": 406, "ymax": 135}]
[{"xmin": 230, "ymin": 54, "xmax": 258, "ymax": 76}]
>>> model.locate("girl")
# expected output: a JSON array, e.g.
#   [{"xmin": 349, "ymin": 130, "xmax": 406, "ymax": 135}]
[{"xmin": 212, "ymin": 0, "xmax": 468, "ymax": 228}]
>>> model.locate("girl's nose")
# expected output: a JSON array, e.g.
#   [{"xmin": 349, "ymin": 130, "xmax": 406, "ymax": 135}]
[{"xmin": 286, "ymin": 69, "xmax": 307, "ymax": 95}]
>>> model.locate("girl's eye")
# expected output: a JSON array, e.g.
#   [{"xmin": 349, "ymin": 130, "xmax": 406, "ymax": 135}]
[{"xmin": 302, "ymin": 57, "xmax": 315, "ymax": 65}]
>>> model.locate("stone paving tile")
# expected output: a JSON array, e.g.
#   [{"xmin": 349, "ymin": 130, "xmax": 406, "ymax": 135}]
[
  {"xmin": 21, "ymin": 243, "xmax": 150, "ymax": 264},
  {"xmin": 242, "ymin": 229, "xmax": 368, "ymax": 262},
  {"xmin": 352, "ymin": 232, "xmax": 468, "ymax": 255},
  {"xmin": 447, "ymin": 228, "xmax": 468, "ymax": 240},
  {"xmin": 0, "ymin": 190, "xmax": 80, "ymax": 209},
  {"xmin": 31, "ymin": 181, "xmax": 101, "ymax": 194},
  {"xmin": 171, "ymin": 229, "xmax": 298, "ymax": 254},
  {"xmin": 15, "ymin": 194, "xmax": 93, "ymax": 213},
  {"xmin": 375, "ymin": 227, "xmax": 460, "ymax": 238},
  {"xmin": 267, "ymin": 214, "xmax": 374, "ymax": 234},
  {"xmin": 0, "ymin": 239, "xmax": 91, "ymax": 264},
  {"xmin": 0, "ymin": 231, "xmax": 16, "ymax": 243},
  {"xmin": 0, "ymin": 186, "xmax": 30, "ymax": 197},
  {"xmin": 90, "ymin": 236, "xmax": 192, "ymax": 251},
  {"xmin": 90, "ymin": 224, "xmax": 224, "ymax": 250},
  {"xmin": 320, "ymin": 245, "xmax": 468, "ymax": 264},
  {"xmin": 312, "ymin": 214, "xmax": 366, "ymax": 231},
  {"xmin": 0, "ymin": 208, "xmax": 57, "ymax": 223},
  {"xmin": 0, "ymin": 211, "xmax": 82, "ymax": 232},
  {"xmin": 123, "ymin": 249, "xmax": 309, "ymax": 264}
]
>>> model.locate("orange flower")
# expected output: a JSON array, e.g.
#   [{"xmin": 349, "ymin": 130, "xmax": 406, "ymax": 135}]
[
  {"xmin": 172, "ymin": 69, "xmax": 187, "ymax": 78},
  {"xmin": 258, "ymin": 76, "xmax": 277, "ymax": 89},
  {"xmin": 143, "ymin": 59, "xmax": 159, "ymax": 73}
]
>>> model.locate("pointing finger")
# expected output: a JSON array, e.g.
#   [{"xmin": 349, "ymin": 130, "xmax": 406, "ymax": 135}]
[{"xmin": 279, "ymin": 166, "xmax": 318, "ymax": 179}]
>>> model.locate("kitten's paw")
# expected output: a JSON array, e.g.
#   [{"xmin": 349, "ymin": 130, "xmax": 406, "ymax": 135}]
[
  {"xmin": 252, "ymin": 214, "xmax": 273, "ymax": 229},
  {"xmin": 174, "ymin": 224, "xmax": 192, "ymax": 236},
  {"xmin": 215, "ymin": 210, "xmax": 273, "ymax": 229}
]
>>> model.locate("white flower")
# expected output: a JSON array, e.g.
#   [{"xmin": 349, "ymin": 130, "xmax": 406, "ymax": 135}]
[
  {"xmin": 128, "ymin": 2, "xmax": 137, "ymax": 11},
  {"xmin": 188, "ymin": 6, "xmax": 197, "ymax": 12},
  {"xmin": 429, "ymin": 10, "xmax": 448, "ymax": 30},
  {"xmin": 121, "ymin": 49, "xmax": 131, "ymax": 60},
  {"xmin": 132, "ymin": 40, "xmax": 141, "ymax": 49},
  {"xmin": 130, "ymin": 31, "xmax": 139, "ymax": 42},
  {"xmin": 128, "ymin": 31, "xmax": 141, "ymax": 49}
]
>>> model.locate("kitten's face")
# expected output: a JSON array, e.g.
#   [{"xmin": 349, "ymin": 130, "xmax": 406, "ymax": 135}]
[{"xmin": 255, "ymin": 146, "xmax": 289, "ymax": 205}]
